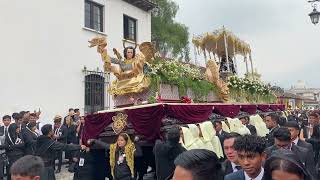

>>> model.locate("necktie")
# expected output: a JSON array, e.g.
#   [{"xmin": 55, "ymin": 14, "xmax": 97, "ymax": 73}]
[
  {"xmin": 235, "ymin": 165, "xmax": 242, "ymax": 170},
  {"xmin": 4, "ymin": 127, "xmax": 8, "ymax": 136}
]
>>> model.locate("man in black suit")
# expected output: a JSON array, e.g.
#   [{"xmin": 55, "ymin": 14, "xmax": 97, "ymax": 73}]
[
  {"xmin": 303, "ymin": 112, "xmax": 320, "ymax": 164},
  {"xmin": 265, "ymin": 113, "xmax": 280, "ymax": 147},
  {"xmin": 264, "ymin": 127, "xmax": 317, "ymax": 180},
  {"xmin": 239, "ymin": 116, "xmax": 257, "ymax": 135},
  {"xmin": 285, "ymin": 121, "xmax": 313, "ymax": 153},
  {"xmin": 213, "ymin": 120, "xmax": 228, "ymax": 145},
  {"xmin": 53, "ymin": 115, "xmax": 68, "ymax": 173},
  {"xmin": 0, "ymin": 115, "xmax": 11, "ymax": 180},
  {"xmin": 221, "ymin": 133, "xmax": 242, "ymax": 176},
  {"xmin": 225, "ymin": 135, "xmax": 266, "ymax": 180}
]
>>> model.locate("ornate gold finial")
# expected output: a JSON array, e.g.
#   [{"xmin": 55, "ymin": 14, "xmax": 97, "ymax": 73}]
[{"xmin": 111, "ymin": 112, "xmax": 128, "ymax": 134}]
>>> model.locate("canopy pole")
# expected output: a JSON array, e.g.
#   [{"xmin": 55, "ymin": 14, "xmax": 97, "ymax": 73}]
[
  {"xmin": 233, "ymin": 43, "xmax": 237, "ymax": 74},
  {"xmin": 223, "ymin": 30, "xmax": 230, "ymax": 72},
  {"xmin": 244, "ymin": 55, "xmax": 249, "ymax": 74},
  {"xmin": 193, "ymin": 44, "xmax": 198, "ymax": 65},
  {"xmin": 249, "ymin": 53, "xmax": 254, "ymax": 77}
]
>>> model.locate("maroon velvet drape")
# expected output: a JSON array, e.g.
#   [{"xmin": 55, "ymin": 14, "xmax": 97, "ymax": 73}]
[
  {"xmin": 126, "ymin": 105, "xmax": 165, "ymax": 141},
  {"xmin": 241, "ymin": 105, "xmax": 257, "ymax": 115},
  {"xmin": 257, "ymin": 104, "xmax": 270, "ymax": 112},
  {"xmin": 269, "ymin": 104, "xmax": 278, "ymax": 111},
  {"xmin": 166, "ymin": 104, "xmax": 214, "ymax": 124},
  {"xmin": 82, "ymin": 112, "xmax": 116, "ymax": 144},
  {"xmin": 278, "ymin": 104, "xmax": 285, "ymax": 111},
  {"xmin": 213, "ymin": 104, "xmax": 241, "ymax": 118}
]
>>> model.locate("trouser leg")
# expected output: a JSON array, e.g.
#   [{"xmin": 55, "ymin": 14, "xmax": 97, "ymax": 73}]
[{"xmin": 57, "ymin": 150, "xmax": 62, "ymax": 171}]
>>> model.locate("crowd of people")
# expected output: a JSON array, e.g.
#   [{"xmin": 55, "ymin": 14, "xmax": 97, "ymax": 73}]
[
  {"xmin": 0, "ymin": 108, "xmax": 86, "ymax": 180},
  {"xmin": 1, "ymin": 109, "xmax": 320, "ymax": 180}
]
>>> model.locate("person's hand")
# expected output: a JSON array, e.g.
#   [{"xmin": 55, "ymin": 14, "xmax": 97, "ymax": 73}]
[
  {"xmin": 87, "ymin": 139, "xmax": 95, "ymax": 145},
  {"xmin": 134, "ymin": 136, "xmax": 140, "ymax": 142},
  {"xmin": 85, "ymin": 147, "xmax": 90, "ymax": 152},
  {"xmin": 80, "ymin": 145, "xmax": 87, "ymax": 150}
]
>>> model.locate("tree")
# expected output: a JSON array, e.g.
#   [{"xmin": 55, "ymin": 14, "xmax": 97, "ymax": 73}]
[{"xmin": 151, "ymin": 0, "xmax": 189, "ymax": 61}]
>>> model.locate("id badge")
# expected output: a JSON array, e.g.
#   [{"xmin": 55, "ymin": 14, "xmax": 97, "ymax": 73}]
[{"xmin": 79, "ymin": 158, "xmax": 85, "ymax": 167}]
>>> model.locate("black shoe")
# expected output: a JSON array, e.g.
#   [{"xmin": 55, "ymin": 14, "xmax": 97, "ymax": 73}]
[{"xmin": 55, "ymin": 169, "xmax": 61, "ymax": 173}]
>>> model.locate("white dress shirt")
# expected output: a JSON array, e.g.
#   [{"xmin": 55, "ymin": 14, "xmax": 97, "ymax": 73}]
[
  {"xmin": 293, "ymin": 137, "xmax": 299, "ymax": 145},
  {"xmin": 244, "ymin": 167, "xmax": 264, "ymax": 180},
  {"xmin": 231, "ymin": 162, "xmax": 241, "ymax": 172}
]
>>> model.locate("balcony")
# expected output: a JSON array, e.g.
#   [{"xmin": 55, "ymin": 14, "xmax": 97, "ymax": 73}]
[{"xmin": 123, "ymin": 0, "xmax": 156, "ymax": 11}]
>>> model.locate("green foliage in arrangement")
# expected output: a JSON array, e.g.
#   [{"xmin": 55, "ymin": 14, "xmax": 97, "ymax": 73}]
[{"xmin": 148, "ymin": 58, "xmax": 217, "ymax": 101}]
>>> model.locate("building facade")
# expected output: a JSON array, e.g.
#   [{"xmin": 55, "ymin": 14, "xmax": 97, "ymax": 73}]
[
  {"xmin": 286, "ymin": 80, "xmax": 320, "ymax": 110},
  {"xmin": 0, "ymin": 0, "xmax": 155, "ymax": 122}
]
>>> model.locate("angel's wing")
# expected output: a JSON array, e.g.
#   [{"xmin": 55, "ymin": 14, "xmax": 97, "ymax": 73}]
[{"xmin": 139, "ymin": 42, "xmax": 155, "ymax": 61}]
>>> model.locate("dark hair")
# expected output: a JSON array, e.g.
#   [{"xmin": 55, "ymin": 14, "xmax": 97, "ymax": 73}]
[
  {"xmin": 167, "ymin": 125, "xmax": 181, "ymax": 144},
  {"xmin": 266, "ymin": 113, "xmax": 280, "ymax": 124},
  {"xmin": 2, "ymin": 115, "xmax": 11, "ymax": 120},
  {"xmin": 309, "ymin": 112, "xmax": 318, "ymax": 118},
  {"xmin": 63, "ymin": 116, "xmax": 73, "ymax": 125},
  {"xmin": 264, "ymin": 150, "xmax": 311, "ymax": 180},
  {"xmin": 10, "ymin": 155, "xmax": 44, "ymax": 178},
  {"xmin": 278, "ymin": 117, "xmax": 287, "ymax": 127},
  {"xmin": 15, "ymin": 114, "xmax": 23, "ymax": 120},
  {"xmin": 285, "ymin": 121, "xmax": 300, "ymax": 130},
  {"xmin": 234, "ymin": 135, "xmax": 266, "ymax": 154},
  {"xmin": 27, "ymin": 122, "xmax": 37, "ymax": 129},
  {"xmin": 224, "ymin": 132, "xmax": 241, "ymax": 142},
  {"xmin": 166, "ymin": 126, "xmax": 185, "ymax": 160},
  {"xmin": 68, "ymin": 108, "xmax": 74, "ymax": 112},
  {"xmin": 12, "ymin": 112, "xmax": 19, "ymax": 120},
  {"xmin": 19, "ymin": 111, "xmax": 26, "ymax": 116},
  {"xmin": 273, "ymin": 127, "xmax": 291, "ymax": 142},
  {"xmin": 74, "ymin": 108, "xmax": 80, "ymax": 113},
  {"xmin": 239, "ymin": 116, "xmax": 249, "ymax": 121},
  {"xmin": 123, "ymin": 46, "xmax": 136, "ymax": 59},
  {"xmin": 29, "ymin": 113, "xmax": 37, "ymax": 117},
  {"xmin": 41, "ymin": 124, "xmax": 53, "ymax": 136},
  {"xmin": 212, "ymin": 120, "xmax": 223, "ymax": 129},
  {"xmin": 174, "ymin": 149, "xmax": 223, "ymax": 180},
  {"xmin": 54, "ymin": 118, "xmax": 62, "ymax": 124}
]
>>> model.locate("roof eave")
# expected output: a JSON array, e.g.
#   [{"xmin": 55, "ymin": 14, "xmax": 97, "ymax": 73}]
[{"xmin": 123, "ymin": 0, "xmax": 156, "ymax": 12}]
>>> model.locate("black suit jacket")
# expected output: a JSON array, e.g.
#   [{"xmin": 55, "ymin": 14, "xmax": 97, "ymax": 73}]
[
  {"xmin": 217, "ymin": 130, "xmax": 228, "ymax": 144},
  {"xmin": 297, "ymin": 139, "xmax": 314, "ymax": 154},
  {"xmin": 265, "ymin": 144, "xmax": 317, "ymax": 179},
  {"xmin": 266, "ymin": 127, "xmax": 279, "ymax": 147},
  {"xmin": 222, "ymin": 159, "xmax": 234, "ymax": 176},
  {"xmin": 0, "ymin": 126, "xmax": 4, "ymax": 136},
  {"xmin": 224, "ymin": 170, "xmax": 245, "ymax": 180},
  {"xmin": 246, "ymin": 124, "xmax": 257, "ymax": 135}
]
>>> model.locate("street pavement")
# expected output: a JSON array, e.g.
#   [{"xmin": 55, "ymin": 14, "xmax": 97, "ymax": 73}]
[{"xmin": 56, "ymin": 165, "xmax": 156, "ymax": 180}]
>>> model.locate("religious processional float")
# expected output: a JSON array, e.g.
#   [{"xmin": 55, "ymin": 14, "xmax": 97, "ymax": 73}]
[{"xmin": 82, "ymin": 27, "xmax": 284, "ymax": 151}]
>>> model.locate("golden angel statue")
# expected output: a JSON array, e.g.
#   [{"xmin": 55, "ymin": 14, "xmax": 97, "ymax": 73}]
[{"xmin": 88, "ymin": 37, "xmax": 155, "ymax": 95}]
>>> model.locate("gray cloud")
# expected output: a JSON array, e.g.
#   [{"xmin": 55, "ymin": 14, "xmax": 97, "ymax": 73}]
[{"xmin": 174, "ymin": 0, "xmax": 320, "ymax": 88}]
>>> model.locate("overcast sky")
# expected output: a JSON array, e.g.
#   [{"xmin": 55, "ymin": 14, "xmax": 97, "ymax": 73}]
[{"xmin": 174, "ymin": 0, "xmax": 320, "ymax": 89}]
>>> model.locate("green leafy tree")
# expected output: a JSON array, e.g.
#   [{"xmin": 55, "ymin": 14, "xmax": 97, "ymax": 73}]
[{"xmin": 151, "ymin": 0, "xmax": 190, "ymax": 61}]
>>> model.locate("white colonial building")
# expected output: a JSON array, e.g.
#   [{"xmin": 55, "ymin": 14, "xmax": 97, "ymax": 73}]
[{"xmin": 0, "ymin": 0, "xmax": 155, "ymax": 122}]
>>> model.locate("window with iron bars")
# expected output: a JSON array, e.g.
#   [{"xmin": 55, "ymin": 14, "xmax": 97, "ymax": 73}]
[{"xmin": 83, "ymin": 68, "xmax": 110, "ymax": 114}]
